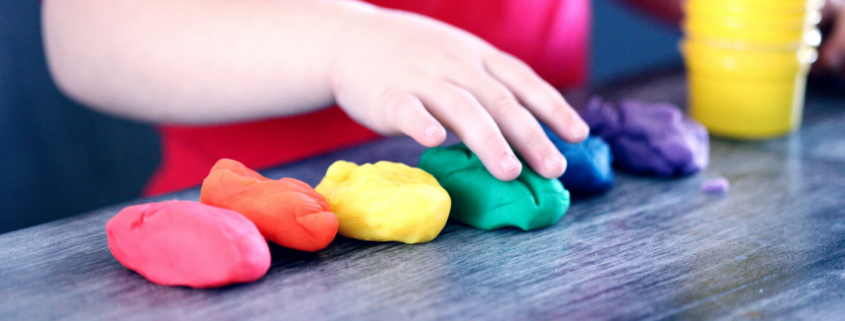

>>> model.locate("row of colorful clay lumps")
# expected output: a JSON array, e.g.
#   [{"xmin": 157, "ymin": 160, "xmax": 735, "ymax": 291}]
[{"xmin": 108, "ymin": 144, "xmax": 590, "ymax": 289}]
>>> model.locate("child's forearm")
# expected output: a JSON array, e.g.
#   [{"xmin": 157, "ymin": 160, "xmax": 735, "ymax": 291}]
[{"xmin": 43, "ymin": 0, "xmax": 372, "ymax": 124}]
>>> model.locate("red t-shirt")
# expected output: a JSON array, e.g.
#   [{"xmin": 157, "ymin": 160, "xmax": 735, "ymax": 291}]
[{"xmin": 143, "ymin": 0, "xmax": 591, "ymax": 195}]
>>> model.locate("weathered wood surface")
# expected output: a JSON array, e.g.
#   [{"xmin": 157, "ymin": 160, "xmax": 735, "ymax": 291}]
[{"xmin": 2, "ymin": 70, "xmax": 844, "ymax": 320}]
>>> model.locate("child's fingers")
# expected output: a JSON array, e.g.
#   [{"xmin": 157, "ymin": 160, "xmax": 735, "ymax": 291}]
[
  {"xmin": 483, "ymin": 52, "xmax": 590, "ymax": 143},
  {"xmin": 450, "ymin": 73, "xmax": 566, "ymax": 179},
  {"xmin": 417, "ymin": 83, "xmax": 522, "ymax": 181},
  {"xmin": 379, "ymin": 92, "xmax": 447, "ymax": 147}
]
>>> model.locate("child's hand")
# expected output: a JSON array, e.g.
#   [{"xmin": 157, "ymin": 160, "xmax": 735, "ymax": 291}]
[{"xmin": 329, "ymin": 8, "xmax": 590, "ymax": 181}]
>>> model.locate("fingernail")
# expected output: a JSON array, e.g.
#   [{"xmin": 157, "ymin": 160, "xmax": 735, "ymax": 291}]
[
  {"xmin": 500, "ymin": 155, "xmax": 521, "ymax": 174},
  {"xmin": 572, "ymin": 121, "xmax": 590, "ymax": 139},
  {"xmin": 425, "ymin": 124, "xmax": 441, "ymax": 137},
  {"xmin": 544, "ymin": 155, "xmax": 563, "ymax": 173}
]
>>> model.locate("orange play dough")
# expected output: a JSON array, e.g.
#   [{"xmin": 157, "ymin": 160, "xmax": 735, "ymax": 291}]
[{"xmin": 200, "ymin": 159, "xmax": 338, "ymax": 252}]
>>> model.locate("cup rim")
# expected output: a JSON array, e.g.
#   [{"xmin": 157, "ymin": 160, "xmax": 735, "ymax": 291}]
[
  {"xmin": 682, "ymin": 27, "xmax": 822, "ymax": 51},
  {"xmin": 687, "ymin": 0, "xmax": 824, "ymax": 13},
  {"xmin": 681, "ymin": 39, "xmax": 818, "ymax": 67},
  {"xmin": 685, "ymin": 17, "xmax": 809, "ymax": 32},
  {"xmin": 684, "ymin": 20, "xmax": 810, "ymax": 45},
  {"xmin": 685, "ymin": 4, "xmax": 818, "ymax": 29}
]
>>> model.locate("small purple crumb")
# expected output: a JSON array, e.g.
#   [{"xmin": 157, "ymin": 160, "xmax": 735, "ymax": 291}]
[{"xmin": 702, "ymin": 177, "xmax": 729, "ymax": 194}]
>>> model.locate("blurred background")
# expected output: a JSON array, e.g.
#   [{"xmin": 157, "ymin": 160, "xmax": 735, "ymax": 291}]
[
  {"xmin": 0, "ymin": 0, "xmax": 682, "ymax": 234},
  {"xmin": 592, "ymin": 0, "xmax": 682, "ymax": 85}
]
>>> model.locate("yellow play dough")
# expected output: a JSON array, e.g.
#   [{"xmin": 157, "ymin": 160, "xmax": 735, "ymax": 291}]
[{"xmin": 315, "ymin": 161, "xmax": 451, "ymax": 244}]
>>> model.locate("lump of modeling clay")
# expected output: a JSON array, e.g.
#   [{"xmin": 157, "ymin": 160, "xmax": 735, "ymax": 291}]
[
  {"xmin": 200, "ymin": 158, "xmax": 338, "ymax": 252},
  {"xmin": 106, "ymin": 201, "xmax": 271, "ymax": 288},
  {"xmin": 580, "ymin": 97, "xmax": 709, "ymax": 176},
  {"xmin": 418, "ymin": 143, "xmax": 570, "ymax": 231},
  {"xmin": 315, "ymin": 161, "xmax": 450, "ymax": 244},
  {"xmin": 542, "ymin": 125, "xmax": 614, "ymax": 196},
  {"xmin": 702, "ymin": 177, "xmax": 729, "ymax": 194}
]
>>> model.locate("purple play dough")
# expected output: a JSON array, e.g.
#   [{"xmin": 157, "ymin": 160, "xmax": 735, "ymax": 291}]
[
  {"xmin": 702, "ymin": 177, "xmax": 729, "ymax": 194},
  {"xmin": 581, "ymin": 97, "xmax": 709, "ymax": 176}
]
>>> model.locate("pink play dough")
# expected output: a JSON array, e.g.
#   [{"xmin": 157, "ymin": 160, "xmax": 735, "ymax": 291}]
[{"xmin": 106, "ymin": 201, "xmax": 271, "ymax": 288}]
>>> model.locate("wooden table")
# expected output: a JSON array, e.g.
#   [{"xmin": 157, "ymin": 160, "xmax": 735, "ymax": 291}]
[{"xmin": 2, "ymin": 70, "xmax": 845, "ymax": 320}]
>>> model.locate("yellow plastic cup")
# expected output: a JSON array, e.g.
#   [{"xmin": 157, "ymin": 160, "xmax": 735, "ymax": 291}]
[
  {"xmin": 683, "ymin": 29, "xmax": 820, "ymax": 52},
  {"xmin": 683, "ymin": 0, "xmax": 822, "ymax": 50},
  {"xmin": 686, "ymin": 1, "xmax": 819, "ymax": 29},
  {"xmin": 687, "ymin": 72, "xmax": 809, "ymax": 139},
  {"xmin": 688, "ymin": 0, "xmax": 823, "ymax": 13},
  {"xmin": 683, "ymin": 39, "xmax": 814, "ymax": 76},
  {"xmin": 684, "ymin": 18, "xmax": 808, "ymax": 47},
  {"xmin": 681, "ymin": 40, "xmax": 817, "ymax": 139}
]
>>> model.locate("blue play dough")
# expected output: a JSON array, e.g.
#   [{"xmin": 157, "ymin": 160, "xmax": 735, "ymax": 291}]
[{"xmin": 542, "ymin": 125, "xmax": 615, "ymax": 196}]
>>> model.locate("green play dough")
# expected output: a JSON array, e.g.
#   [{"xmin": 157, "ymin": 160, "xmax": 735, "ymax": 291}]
[{"xmin": 418, "ymin": 143, "xmax": 570, "ymax": 231}]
